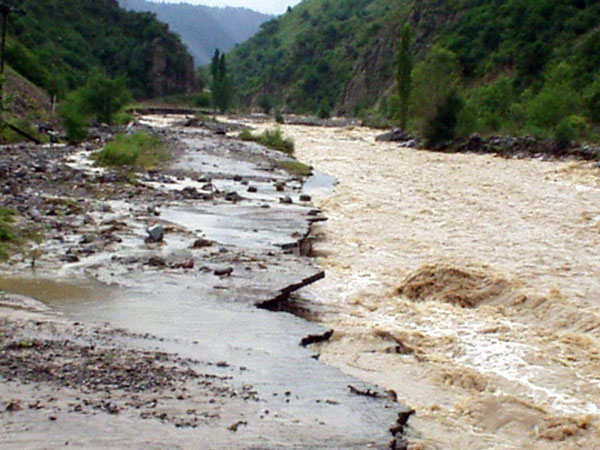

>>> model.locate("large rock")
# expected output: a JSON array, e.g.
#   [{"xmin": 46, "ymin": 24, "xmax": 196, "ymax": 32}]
[{"xmin": 375, "ymin": 128, "xmax": 412, "ymax": 142}]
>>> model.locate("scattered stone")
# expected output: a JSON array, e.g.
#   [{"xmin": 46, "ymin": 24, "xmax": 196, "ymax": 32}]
[
  {"xmin": 146, "ymin": 225, "xmax": 164, "ymax": 243},
  {"xmin": 225, "ymin": 191, "xmax": 242, "ymax": 203},
  {"xmin": 214, "ymin": 267, "xmax": 234, "ymax": 277},
  {"xmin": 247, "ymin": 186, "xmax": 258, "ymax": 193},
  {"xmin": 191, "ymin": 238, "xmax": 214, "ymax": 249},
  {"xmin": 233, "ymin": 175, "xmax": 243, "ymax": 182},
  {"xmin": 61, "ymin": 254, "xmax": 80, "ymax": 263},
  {"xmin": 275, "ymin": 182, "xmax": 285, "ymax": 192},
  {"xmin": 299, "ymin": 194, "xmax": 311, "ymax": 202},
  {"xmin": 227, "ymin": 420, "xmax": 247, "ymax": 432},
  {"xmin": 300, "ymin": 329, "xmax": 334, "ymax": 347},
  {"xmin": 280, "ymin": 196, "xmax": 293, "ymax": 204},
  {"xmin": 6, "ymin": 401, "xmax": 23, "ymax": 412},
  {"xmin": 147, "ymin": 256, "xmax": 166, "ymax": 268},
  {"xmin": 375, "ymin": 128, "xmax": 413, "ymax": 142},
  {"xmin": 180, "ymin": 259, "xmax": 194, "ymax": 269}
]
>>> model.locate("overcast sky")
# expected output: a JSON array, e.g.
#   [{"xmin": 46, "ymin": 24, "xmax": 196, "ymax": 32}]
[{"xmin": 152, "ymin": 0, "xmax": 302, "ymax": 15}]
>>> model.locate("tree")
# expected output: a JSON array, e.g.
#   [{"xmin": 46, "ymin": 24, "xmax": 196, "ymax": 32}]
[
  {"xmin": 258, "ymin": 94, "xmax": 273, "ymax": 114},
  {"xmin": 396, "ymin": 23, "xmax": 413, "ymax": 130},
  {"xmin": 78, "ymin": 73, "xmax": 132, "ymax": 124},
  {"xmin": 411, "ymin": 46, "xmax": 463, "ymax": 145},
  {"xmin": 210, "ymin": 49, "xmax": 233, "ymax": 113}
]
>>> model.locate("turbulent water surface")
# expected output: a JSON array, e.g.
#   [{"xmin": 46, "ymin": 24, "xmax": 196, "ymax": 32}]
[{"xmin": 253, "ymin": 122, "xmax": 600, "ymax": 449}]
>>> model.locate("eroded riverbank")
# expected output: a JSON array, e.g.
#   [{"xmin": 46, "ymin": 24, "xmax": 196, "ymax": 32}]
[
  {"xmin": 252, "ymin": 122, "xmax": 600, "ymax": 449},
  {"xmin": 0, "ymin": 116, "xmax": 409, "ymax": 449}
]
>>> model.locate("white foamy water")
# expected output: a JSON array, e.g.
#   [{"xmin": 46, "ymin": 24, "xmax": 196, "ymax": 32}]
[{"xmin": 259, "ymin": 122, "xmax": 600, "ymax": 449}]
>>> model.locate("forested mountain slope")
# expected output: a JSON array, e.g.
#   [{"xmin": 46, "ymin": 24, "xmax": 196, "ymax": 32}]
[
  {"xmin": 118, "ymin": 0, "xmax": 272, "ymax": 65},
  {"xmin": 229, "ymin": 0, "xmax": 600, "ymax": 140},
  {"xmin": 7, "ymin": 0, "xmax": 196, "ymax": 99}
]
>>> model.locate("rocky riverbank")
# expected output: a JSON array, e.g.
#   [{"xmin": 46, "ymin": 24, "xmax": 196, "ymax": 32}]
[{"xmin": 0, "ymin": 115, "xmax": 411, "ymax": 449}]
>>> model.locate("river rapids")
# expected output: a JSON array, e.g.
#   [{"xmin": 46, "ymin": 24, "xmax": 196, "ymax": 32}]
[{"xmin": 255, "ymin": 122, "xmax": 600, "ymax": 449}]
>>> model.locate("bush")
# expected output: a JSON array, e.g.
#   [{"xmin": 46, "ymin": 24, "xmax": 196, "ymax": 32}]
[
  {"xmin": 424, "ymin": 92, "xmax": 463, "ymax": 146},
  {"xmin": 239, "ymin": 127, "xmax": 294, "ymax": 154},
  {"xmin": 275, "ymin": 110, "xmax": 284, "ymax": 124},
  {"xmin": 94, "ymin": 132, "xmax": 168, "ymax": 169},
  {"xmin": 78, "ymin": 74, "xmax": 132, "ymax": 125},
  {"xmin": 554, "ymin": 118, "xmax": 577, "ymax": 148},
  {"xmin": 58, "ymin": 93, "xmax": 88, "ymax": 142},
  {"xmin": 526, "ymin": 63, "xmax": 582, "ymax": 130},
  {"xmin": 0, "ymin": 207, "xmax": 17, "ymax": 261},
  {"xmin": 59, "ymin": 73, "xmax": 132, "ymax": 141},
  {"xmin": 411, "ymin": 46, "xmax": 462, "ymax": 140},
  {"xmin": 317, "ymin": 100, "xmax": 332, "ymax": 119},
  {"xmin": 259, "ymin": 95, "xmax": 273, "ymax": 114},
  {"xmin": 193, "ymin": 92, "xmax": 212, "ymax": 108}
]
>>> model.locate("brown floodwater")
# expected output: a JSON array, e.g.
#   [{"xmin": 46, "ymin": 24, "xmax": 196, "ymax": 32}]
[{"xmin": 247, "ymin": 122, "xmax": 600, "ymax": 449}]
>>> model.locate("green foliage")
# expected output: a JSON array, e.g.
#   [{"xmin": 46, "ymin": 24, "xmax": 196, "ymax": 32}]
[
  {"xmin": 411, "ymin": 46, "xmax": 462, "ymax": 141},
  {"xmin": 211, "ymin": 49, "xmax": 234, "ymax": 113},
  {"xmin": 526, "ymin": 63, "xmax": 582, "ymax": 130},
  {"xmin": 275, "ymin": 110, "xmax": 284, "ymax": 124},
  {"xmin": 58, "ymin": 93, "xmax": 88, "ymax": 142},
  {"xmin": 554, "ymin": 118, "xmax": 577, "ymax": 149},
  {"xmin": 226, "ymin": 0, "xmax": 600, "ymax": 141},
  {"xmin": 0, "ymin": 207, "xmax": 17, "ymax": 261},
  {"xmin": 58, "ymin": 74, "xmax": 132, "ymax": 142},
  {"xmin": 94, "ymin": 132, "xmax": 168, "ymax": 169},
  {"xmin": 317, "ymin": 100, "xmax": 332, "ymax": 119},
  {"xmin": 259, "ymin": 95, "xmax": 273, "ymax": 114},
  {"xmin": 79, "ymin": 74, "xmax": 132, "ymax": 125},
  {"xmin": 275, "ymin": 160, "xmax": 312, "ymax": 176},
  {"xmin": 424, "ymin": 92, "xmax": 463, "ymax": 146},
  {"xmin": 7, "ymin": 0, "xmax": 194, "ymax": 100},
  {"xmin": 396, "ymin": 23, "xmax": 413, "ymax": 130},
  {"xmin": 239, "ymin": 127, "xmax": 294, "ymax": 155}
]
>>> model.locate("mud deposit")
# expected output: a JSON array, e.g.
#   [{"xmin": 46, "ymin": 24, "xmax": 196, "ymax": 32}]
[
  {"xmin": 251, "ymin": 122, "xmax": 600, "ymax": 449},
  {"xmin": 0, "ymin": 117, "xmax": 408, "ymax": 449}
]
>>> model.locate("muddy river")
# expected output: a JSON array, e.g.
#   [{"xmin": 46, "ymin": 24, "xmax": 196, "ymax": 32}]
[{"xmin": 249, "ymin": 123, "xmax": 600, "ymax": 449}]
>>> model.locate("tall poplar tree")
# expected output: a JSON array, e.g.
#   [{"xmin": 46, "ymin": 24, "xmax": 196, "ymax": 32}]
[{"xmin": 396, "ymin": 23, "xmax": 413, "ymax": 130}]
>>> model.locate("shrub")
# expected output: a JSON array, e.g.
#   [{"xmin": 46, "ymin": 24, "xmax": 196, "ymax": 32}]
[
  {"xmin": 275, "ymin": 110, "xmax": 284, "ymax": 124},
  {"xmin": 239, "ymin": 127, "xmax": 294, "ymax": 154},
  {"xmin": 78, "ymin": 74, "xmax": 132, "ymax": 125},
  {"xmin": 59, "ymin": 73, "xmax": 132, "ymax": 141},
  {"xmin": 94, "ymin": 132, "xmax": 168, "ymax": 170},
  {"xmin": 259, "ymin": 95, "xmax": 273, "ymax": 114},
  {"xmin": 275, "ymin": 160, "xmax": 312, "ymax": 176},
  {"xmin": 526, "ymin": 63, "xmax": 582, "ymax": 130},
  {"xmin": 0, "ymin": 207, "xmax": 17, "ymax": 261},
  {"xmin": 411, "ymin": 46, "xmax": 462, "ymax": 140},
  {"xmin": 193, "ymin": 92, "xmax": 212, "ymax": 108},
  {"xmin": 554, "ymin": 118, "xmax": 577, "ymax": 148},
  {"xmin": 317, "ymin": 100, "xmax": 332, "ymax": 119},
  {"xmin": 58, "ymin": 93, "xmax": 88, "ymax": 142},
  {"xmin": 423, "ymin": 92, "xmax": 463, "ymax": 146}
]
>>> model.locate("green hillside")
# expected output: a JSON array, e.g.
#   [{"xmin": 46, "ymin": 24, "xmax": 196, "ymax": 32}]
[
  {"xmin": 229, "ymin": 0, "xmax": 600, "ymax": 141},
  {"xmin": 6, "ymin": 0, "xmax": 196, "ymax": 100}
]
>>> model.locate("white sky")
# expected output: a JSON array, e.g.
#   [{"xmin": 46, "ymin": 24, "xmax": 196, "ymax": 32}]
[{"xmin": 151, "ymin": 0, "xmax": 302, "ymax": 15}]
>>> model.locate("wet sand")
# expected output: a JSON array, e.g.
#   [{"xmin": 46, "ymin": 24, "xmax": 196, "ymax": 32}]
[{"xmin": 266, "ymin": 123, "xmax": 600, "ymax": 449}]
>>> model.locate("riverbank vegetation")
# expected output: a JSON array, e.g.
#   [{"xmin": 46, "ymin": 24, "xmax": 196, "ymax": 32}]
[
  {"xmin": 228, "ymin": 0, "xmax": 600, "ymax": 147},
  {"xmin": 239, "ymin": 128, "xmax": 295, "ymax": 155},
  {"xmin": 0, "ymin": 208, "xmax": 19, "ymax": 261},
  {"xmin": 94, "ymin": 132, "xmax": 168, "ymax": 170}
]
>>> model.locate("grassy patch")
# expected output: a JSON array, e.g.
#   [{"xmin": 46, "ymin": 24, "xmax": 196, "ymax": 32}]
[
  {"xmin": 275, "ymin": 160, "xmax": 313, "ymax": 177},
  {"xmin": 0, "ymin": 207, "xmax": 18, "ymax": 261},
  {"xmin": 94, "ymin": 132, "xmax": 169, "ymax": 170},
  {"xmin": 239, "ymin": 128, "xmax": 295, "ymax": 155}
]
